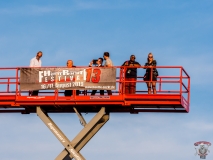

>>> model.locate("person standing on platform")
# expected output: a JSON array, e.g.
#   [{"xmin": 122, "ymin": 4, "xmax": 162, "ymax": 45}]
[
  {"xmin": 122, "ymin": 55, "xmax": 141, "ymax": 94},
  {"xmin": 143, "ymin": 52, "xmax": 158, "ymax": 94},
  {"xmin": 89, "ymin": 58, "xmax": 104, "ymax": 96},
  {"xmin": 64, "ymin": 60, "xmax": 79, "ymax": 96},
  {"xmin": 103, "ymin": 52, "xmax": 113, "ymax": 95},
  {"xmin": 29, "ymin": 51, "xmax": 43, "ymax": 96},
  {"xmin": 67, "ymin": 59, "xmax": 74, "ymax": 68}
]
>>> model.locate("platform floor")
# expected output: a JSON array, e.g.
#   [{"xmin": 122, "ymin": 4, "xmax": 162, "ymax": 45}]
[{"xmin": 0, "ymin": 93, "xmax": 189, "ymax": 113}]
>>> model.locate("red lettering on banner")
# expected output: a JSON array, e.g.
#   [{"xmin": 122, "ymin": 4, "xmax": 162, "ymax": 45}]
[
  {"xmin": 86, "ymin": 68, "xmax": 101, "ymax": 83},
  {"xmin": 92, "ymin": 69, "xmax": 101, "ymax": 83},
  {"xmin": 86, "ymin": 68, "xmax": 92, "ymax": 82}
]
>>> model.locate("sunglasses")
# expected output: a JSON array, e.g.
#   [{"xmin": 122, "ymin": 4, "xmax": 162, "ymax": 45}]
[
  {"xmin": 131, "ymin": 57, "xmax": 135, "ymax": 59},
  {"xmin": 148, "ymin": 56, "xmax": 153, "ymax": 58}
]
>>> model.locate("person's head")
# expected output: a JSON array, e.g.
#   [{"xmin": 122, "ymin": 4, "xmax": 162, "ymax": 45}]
[
  {"xmin": 36, "ymin": 51, "xmax": 43, "ymax": 59},
  {"xmin": 103, "ymin": 52, "xmax": 110, "ymax": 60},
  {"xmin": 147, "ymin": 52, "xmax": 154, "ymax": 62},
  {"xmin": 97, "ymin": 57, "xmax": 103, "ymax": 65},
  {"xmin": 130, "ymin": 55, "xmax": 136, "ymax": 62},
  {"xmin": 67, "ymin": 60, "xmax": 73, "ymax": 68}
]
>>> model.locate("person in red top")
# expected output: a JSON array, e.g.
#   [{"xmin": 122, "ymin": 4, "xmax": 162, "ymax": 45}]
[{"xmin": 122, "ymin": 55, "xmax": 141, "ymax": 94}]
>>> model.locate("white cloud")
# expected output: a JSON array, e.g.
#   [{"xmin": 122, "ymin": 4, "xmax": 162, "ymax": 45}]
[
  {"xmin": 184, "ymin": 121, "xmax": 213, "ymax": 131},
  {"xmin": 0, "ymin": 1, "xmax": 148, "ymax": 16},
  {"xmin": 0, "ymin": 5, "xmax": 61, "ymax": 16}
]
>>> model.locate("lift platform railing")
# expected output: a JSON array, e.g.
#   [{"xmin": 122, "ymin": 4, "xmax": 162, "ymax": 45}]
[
  {"xmin": 119, "ymin": 66, "xmax": 190, "ymax": 102},
  {"xmin": 0, "ymin": 66, "xmax": 190, "ymax": 101}
]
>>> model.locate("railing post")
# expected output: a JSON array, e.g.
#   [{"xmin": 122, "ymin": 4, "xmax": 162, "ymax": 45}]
[
  {"xmin": 7, "ymin": 78, "xmax": 10, "ymax": 93},
  {"xmin": 54, "ymin": 89, "xmax": 58, "ymax": 100},
  {"xmin": 180, "ymin": 67, "xmax": 183, "ymax": 96},
  {"xmin": 188, "ymin": 75, "xmax": 190, "ymax": 104},
  {"xmin": 73, "ymin": 90, "xmax": 76, "ymax": 99},
  {"xmin": 15, "ymin": 68, "xmax": 19, "ymax": 97},
  {"xmin": 159, "ymin": 77, "xmax": 162, "ymax": 92},
  {"xmin": 121, "ymin": 67, "xmax": 125, "ymax": 95},
  {"xmin": 118, "ymin": 67, "xmax": 121, "ymax": 95}
]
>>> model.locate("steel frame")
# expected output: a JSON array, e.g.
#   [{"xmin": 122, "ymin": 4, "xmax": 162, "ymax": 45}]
[
  {"xmin": 0, "ymin": 66, "xmax": 190, "ymax": 159},
  {"xmin": 37, "ymin": 106, "xmax": 109, "ymax": 160}
]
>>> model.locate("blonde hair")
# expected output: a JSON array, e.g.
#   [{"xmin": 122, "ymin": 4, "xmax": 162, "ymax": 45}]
[{"xmin": 147, "ymin": 52, "xmax": 154, "ymax": 63}]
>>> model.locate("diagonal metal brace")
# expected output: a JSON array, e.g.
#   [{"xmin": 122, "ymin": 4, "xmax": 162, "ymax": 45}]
[
  {"xmin": 73, "ymin": 107, "xmax": 87, "ymax": 127},
  {"xmin": 36, "ymin": 106, "xmax": 85, "ymax": 160},
  {"xmin": 56, "ymin": 107, "xmax": 109, "ymax": 160}
]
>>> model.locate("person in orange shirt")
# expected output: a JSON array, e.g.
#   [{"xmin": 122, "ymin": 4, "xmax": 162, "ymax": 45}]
[{"xmin": 64, "ymin": 60, "xmax": 79, "ymax": 96}]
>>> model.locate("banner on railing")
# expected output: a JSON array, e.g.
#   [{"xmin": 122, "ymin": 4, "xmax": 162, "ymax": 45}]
[{"xmin": 20, "ymin": 67, "xmax": 116, "ymax": 90}]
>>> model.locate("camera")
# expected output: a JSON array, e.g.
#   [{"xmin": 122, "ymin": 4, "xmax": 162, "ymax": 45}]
[{"xmin": 93, "ymin": 59, "xmax": 98, "ymax": 64}]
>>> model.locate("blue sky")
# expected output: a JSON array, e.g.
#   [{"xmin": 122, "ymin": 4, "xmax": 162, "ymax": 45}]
[{"xmin": 0, "ymin": 0, "xmax": 213, "ymax": 159}]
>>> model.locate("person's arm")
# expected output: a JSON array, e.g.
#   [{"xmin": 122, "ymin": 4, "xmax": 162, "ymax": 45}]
[
  {"xmin": 152, "ymin": 60, "xmax": 157, "ymax": 66},
  {"xmin": 134, "ymin": 62, "xmax": 141, "ymax": 67},
  {"xmin": 106, "ymin": 63, "xmax": 112, "ymax": 67},
  {"xmin": 152, "ymin": 60, "xmax": 157, "ymax": 72},
  {"xmin": 143, "ymin": 62, "xmax": 148, "ymax": 69},
  {"xmin": 122, "ymin": 61, "xmax": 129, "ymax": 66},
  {"xmin": 88, "ymin": 60, "xmax": 93, "ymax": 67}
]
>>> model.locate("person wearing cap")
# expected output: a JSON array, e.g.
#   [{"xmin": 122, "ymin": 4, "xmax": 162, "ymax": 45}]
[{"xmin": 122, "ymin": 55, "xmax": 141, "ymax": 94}]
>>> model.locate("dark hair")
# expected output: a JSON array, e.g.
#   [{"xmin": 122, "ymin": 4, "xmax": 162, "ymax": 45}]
[
  {"xmin": 37, "ymin": 51, "xmax": 43, "ymax": 56},
  {"xmin": 98, "ymin": 57, "xmax": 103, "ymax": 62},
  {"xmin": 130, "ymin": 54, "xmax": 135, "ymax": 58},
  {"xmin": 103, "ymin": 52, "xmax": 110, "ymax": 57}
]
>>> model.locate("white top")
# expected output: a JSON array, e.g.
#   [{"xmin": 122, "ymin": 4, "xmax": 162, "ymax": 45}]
[
  {"xmin": 30, "ymin": 57, "xmax": 42, "ymax": 67},
  {"xmin": 104, "ymin": 58, "xmax": 113, "ymax": 67}
]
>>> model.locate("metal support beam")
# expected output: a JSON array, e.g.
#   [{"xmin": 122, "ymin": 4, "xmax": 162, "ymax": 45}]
[
  {"xmin": 73, "ymin": 107, "xmax": 87, "ymax": 127},
  {"xmin": 37, "ymin": 106, "xmax": 109, "ymax": 160},
  {"xmin": 57, "ymin": 107, "xmax": 109, "ymax": 160},
  {"xmin": 37, "ymin": 106, "xmax": 85, "ymax": 160}
]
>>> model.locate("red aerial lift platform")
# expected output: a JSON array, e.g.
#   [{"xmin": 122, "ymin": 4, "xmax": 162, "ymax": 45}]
[{"xmin": 0, "ymin": 66, "xmax": 190, "ymax": 160}]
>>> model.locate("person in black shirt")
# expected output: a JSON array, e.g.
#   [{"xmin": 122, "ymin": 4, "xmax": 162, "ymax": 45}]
[
  {"xmin": 122, "ymin": 55, "xmax": 141, "ymax": 94},
  {"xmin": 143, "ymin": 53, "xmax": 158, "ymax": 94},
  {"xmin": 89, "ymin": 58, "xmax": 104, "ymax": 95}
]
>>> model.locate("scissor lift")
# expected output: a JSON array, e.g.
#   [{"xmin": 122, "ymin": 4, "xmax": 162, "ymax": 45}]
[{"xmin": 0, "ymin": 66, "xmax": 190, "ymax": 160}]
